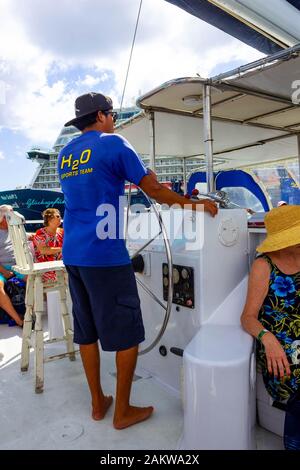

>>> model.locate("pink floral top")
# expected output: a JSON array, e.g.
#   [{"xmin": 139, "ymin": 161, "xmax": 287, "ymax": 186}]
[{"xmin": 33, "ymin": 227, "xmax": 64, "ymax": 283}]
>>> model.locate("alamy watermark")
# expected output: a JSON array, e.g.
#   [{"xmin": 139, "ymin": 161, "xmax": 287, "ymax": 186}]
[
  {"xmin": 291, "ymin": 80, "xmax": 300, "ymax": 104},
  {"xmin": 95, "ymin": 196, "xmax": 205, "ymax": 251}
]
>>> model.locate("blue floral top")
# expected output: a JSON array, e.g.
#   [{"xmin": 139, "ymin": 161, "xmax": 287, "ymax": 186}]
[{"xmin": 257, "ymin": 255, "xmax": 300, "ymax": 401}]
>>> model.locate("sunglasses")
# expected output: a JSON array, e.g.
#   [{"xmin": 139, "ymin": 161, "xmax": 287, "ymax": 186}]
[
  {"xmin": 103, "ymin": 110, "xmax": 118, "ymax": 123},
  {"xmin": 52, "ymin": 214, "xmax": 61, "ymax": 218}
]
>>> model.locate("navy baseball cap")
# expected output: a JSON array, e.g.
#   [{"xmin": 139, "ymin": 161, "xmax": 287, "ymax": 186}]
[{"xmin": 64, "ymin": 92, "xmax": 113, "ymax": 127}]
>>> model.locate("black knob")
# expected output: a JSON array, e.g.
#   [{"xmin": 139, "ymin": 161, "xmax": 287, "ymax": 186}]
[
  {"xmin": 159, "ymin": 345, "xmax": 167, "ymax": 357},
  {"xmin": 131, "ymin": 254, "xmax": 144, "ymax": 273}
]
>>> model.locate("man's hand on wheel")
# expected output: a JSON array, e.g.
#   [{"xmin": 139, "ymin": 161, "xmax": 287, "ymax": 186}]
[
  {"xmin": 139, "ymin": 172, "xmax": 218, "ymax": 217},
  {"xmin": 197, "ymin": 199, "xmax": 218, "ymax": 217}
]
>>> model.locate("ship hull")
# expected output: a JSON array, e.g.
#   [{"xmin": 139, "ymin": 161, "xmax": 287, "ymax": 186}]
[{"xmin": 0, "ymin": 188, "xmax": 65, "ymax": 232}]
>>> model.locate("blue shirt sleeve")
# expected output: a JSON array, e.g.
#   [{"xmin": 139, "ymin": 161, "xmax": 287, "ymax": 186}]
[{"xmin": 106, "ymin": 134, "xmax": 148, "ymax": 185}]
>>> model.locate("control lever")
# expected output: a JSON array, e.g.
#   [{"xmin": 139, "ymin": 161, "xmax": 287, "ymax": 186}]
[
  {"xmin": 170, "ymin": 347, "xmax": 184, "ymax": 357},
  {"xmin": 197, "ymin": 190, "xmax": 230, "ymax": 208}
]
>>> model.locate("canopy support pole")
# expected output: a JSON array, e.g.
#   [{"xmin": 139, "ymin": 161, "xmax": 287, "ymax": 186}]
[
  {"xmin": 183, "ymin": 157, "xmax": 187, "ymax": 193},
  {"xmin": 203, "ymin": 84, "xmax": 214, "ymax": 192},
  {"xmin": 149, "ymin": 111, "xmax": 156, "ymax": 172}
]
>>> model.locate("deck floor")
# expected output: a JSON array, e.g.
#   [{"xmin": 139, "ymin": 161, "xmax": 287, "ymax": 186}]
[{"xmin": 0, "ymin": 324, "xmax": 283, "ymax": 450}]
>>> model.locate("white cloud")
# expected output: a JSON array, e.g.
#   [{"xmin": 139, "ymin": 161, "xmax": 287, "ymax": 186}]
[
  {"xmin": 0, "ymin": 150, "xmax": 5, "ymax": 160},
  {"xmin": 9, "ymin": 0, "xmax": 149, "ymax": 61},
  {"xmin": 0, "ymin": 0, "xmax": 263, "ymax": 148},
  {"xmin": 15, "ymin": 81, "xmax": 75, "ymax": 143},
  {"xmin": 79, "ymin": 74, "xmax": 109, "ymax": 88}
]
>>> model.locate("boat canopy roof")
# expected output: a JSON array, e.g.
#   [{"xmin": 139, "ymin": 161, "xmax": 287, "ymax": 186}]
[
  {"xmin": 117, "ymin": 45, "xmax": 300, "ymax": 169},
  {"xmin": 164, "ymin": 0, "xmax": 300, "ymax": 54}
]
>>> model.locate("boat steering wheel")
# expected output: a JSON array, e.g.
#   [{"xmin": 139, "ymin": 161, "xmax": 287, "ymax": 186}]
[{"xmin": 125, "ymin": 184, "xmax": 174, "ymax": 355}]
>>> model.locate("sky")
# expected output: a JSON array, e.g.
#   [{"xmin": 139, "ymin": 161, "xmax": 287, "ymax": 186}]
[{"xmin": 0, "ymin": 0, "xmax": 263, "ymax": 191}]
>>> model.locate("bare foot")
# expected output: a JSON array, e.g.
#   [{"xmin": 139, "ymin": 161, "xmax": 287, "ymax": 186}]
[
  {"xmin": 92, "ymin": 395, "xmax": 113, "ymax": 421},
  {"xmin": 113, "ymin": 405, "xmax": 154, "ymax": 430}
]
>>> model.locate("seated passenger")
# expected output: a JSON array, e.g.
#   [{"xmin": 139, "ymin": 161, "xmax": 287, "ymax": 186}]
[
  {"xmin": 241, "ymin": 205, "xmax": 300, "ymax": 450},
  {"xmin": 0, "ymin": 205, "xmax": 24, "ymax": 327},
  {"xmin": 33, "ymin": 209, "xmax": 64, "ymax": 283},
  {"xmin": 277, "ymin": 200, "xmax": 288, "ymax": 207}
]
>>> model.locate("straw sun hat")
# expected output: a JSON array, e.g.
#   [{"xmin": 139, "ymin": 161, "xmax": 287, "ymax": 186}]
[{"xmin": 257, "ymin": 205, "xmax": 300, "ymax": 253}]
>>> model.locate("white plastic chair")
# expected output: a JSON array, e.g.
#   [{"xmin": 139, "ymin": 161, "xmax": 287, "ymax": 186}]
[{"xmin": 5, "ymin": 210, "xmax": 76, "ymax": 393}]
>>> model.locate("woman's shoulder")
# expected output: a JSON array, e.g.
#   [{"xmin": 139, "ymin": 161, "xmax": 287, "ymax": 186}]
[
  {"xmin": 251, "ymin": 256, "xmax": 272, "ymax": 276},
  {"xmin": 246, "ymin": 257, "xmax": 272, "ymax": 292}
]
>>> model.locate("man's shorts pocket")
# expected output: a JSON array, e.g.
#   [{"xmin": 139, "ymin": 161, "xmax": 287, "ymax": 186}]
[{"xmin": 113, "ymin": 295, "xmax": 142, "ymax": 328}]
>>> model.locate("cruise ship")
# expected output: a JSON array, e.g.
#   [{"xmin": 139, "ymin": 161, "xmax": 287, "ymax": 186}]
[
  {"xmin": 0, "ymin": 108, "xmax": 148, "ymax": 229},
  {"xmin": 29, "ymin": 109, "xmax": 210, "ymax": 191},
  {"xmin": 28, "ymin": 107, "xmax": 143, "ymax": 191}
]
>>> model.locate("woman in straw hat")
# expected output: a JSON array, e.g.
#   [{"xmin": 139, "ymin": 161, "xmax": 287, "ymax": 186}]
[{"xmin": 241, "ymin": 205, "xmax": 300, "ymax": 450}]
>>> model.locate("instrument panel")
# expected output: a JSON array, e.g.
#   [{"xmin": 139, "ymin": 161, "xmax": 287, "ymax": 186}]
[{"xmin": 162, "ymin": 263, "xmax": 194, "ymax": 309}]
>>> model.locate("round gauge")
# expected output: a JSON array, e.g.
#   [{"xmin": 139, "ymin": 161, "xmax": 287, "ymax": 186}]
[
  {"xmin": 173, "ymin": 268, "xmax": 180, "ymax": 284},
  {"xmin": 183, "ymin": 282, "xmax": 190, "ymax": 291},
  {"xmin": 163, "ymin": 265, "xmax": 168, "ymax": 275},
  {"xmin": 163, "ymin": 277, "xmax": 169, "ymax": 287},
  {"xmin": 181, "ymin": 268, "xmax": 189, "ymax": 280}
]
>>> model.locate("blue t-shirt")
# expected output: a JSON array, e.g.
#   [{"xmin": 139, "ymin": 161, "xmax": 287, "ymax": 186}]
[{"xmin": 57, "ymin": 131, "xmax": 147, "ymax": 266}]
